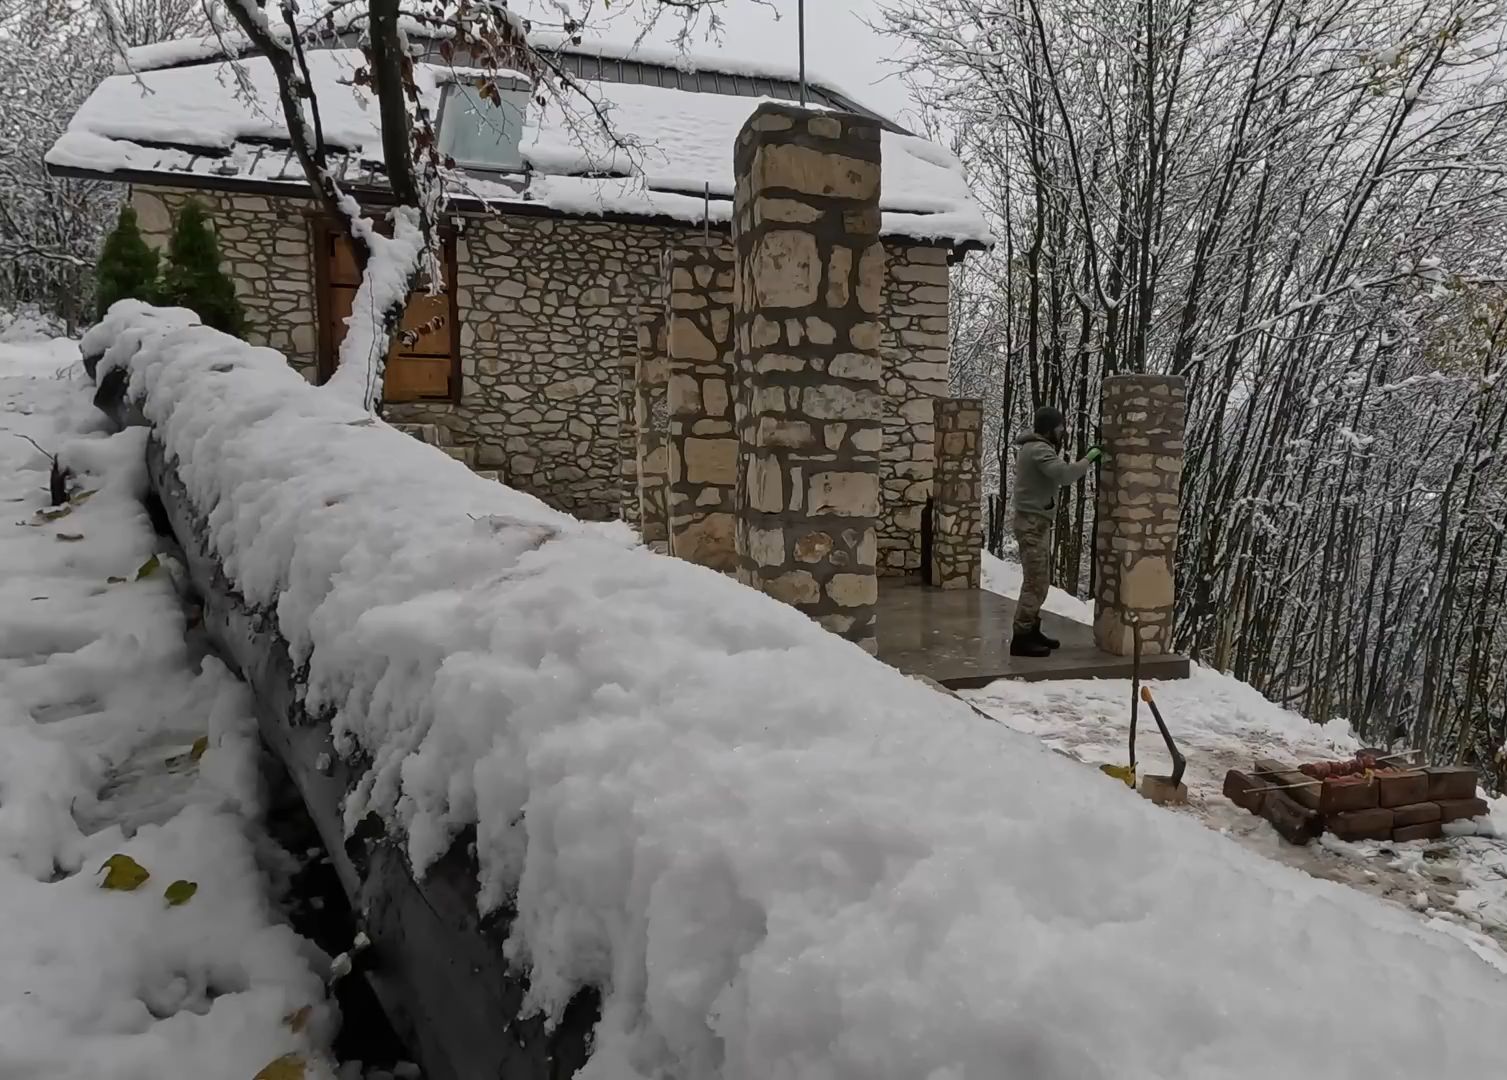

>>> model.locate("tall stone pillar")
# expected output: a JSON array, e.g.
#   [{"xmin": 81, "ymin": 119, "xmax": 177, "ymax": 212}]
[
  {"xmin": 1093, "ymin": 374, "xmax": 1186, "ymax": 656},
  {"xmin": 733, "ymin": 103, "xmax": 885, "ymax": 650},
  {"xmin": 930, "ymin": 397, "xmax": 983, "ymax": 589},
  {"xmin": 635, "ymin": 315, "xmax": 671, "ymax": 549},
  {"xmin": 667, "ymin": 239, "xmax": 739, "ymax": 572}
]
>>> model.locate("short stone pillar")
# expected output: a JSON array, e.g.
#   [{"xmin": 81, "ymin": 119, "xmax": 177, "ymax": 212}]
[
  {"xmin": 1093, "ymin": 374, "xmax": 1186, "ymax": 655},
  {"xmin": 732, "ymin": 103, "xmax": 885, "ymax": 650},
  {"xmin": 634, "ymin": 315, "xmax": 671, "ymax": 549},
  {"xmin": 930, "ymin": 397, "xmax": 983, "ymax": 589},
  {"xmin": 667, "ymin": 240, "xmax": 739, "ymax": 573}
]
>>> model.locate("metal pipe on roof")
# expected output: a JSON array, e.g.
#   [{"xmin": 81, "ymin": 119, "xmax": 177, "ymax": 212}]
[{"xmin": 798, "ymin": 0, "xmax": 807, "ymax": 107}]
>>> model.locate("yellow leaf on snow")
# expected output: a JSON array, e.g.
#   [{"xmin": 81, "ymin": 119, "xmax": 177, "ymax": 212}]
[
  {"xmin": 190, "ymin": 735, "xmax": 209, "ymax": 761},
  {"xmin": 98, "ymin": 854, "xmax": 150, "ymax": 891},
  {"xmin": 253, "ymin": 1053, "xmax": 306, "ymax": 1080},
  {"xmin": 283, "ymin": 1005, "xmax": 313, "ymax": 1033},
  {"xmin": 164, "ymin": 879, "xmax": 198, "ymax": 906},
  {"xmin": 135, "ymin": 554, "xmax": 160, "ymax": 580}
]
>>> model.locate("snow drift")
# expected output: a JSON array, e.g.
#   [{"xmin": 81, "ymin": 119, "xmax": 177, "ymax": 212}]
[{"xmin": 84, "ymin": 302, "xmax": 1507, "ymax": 1078}]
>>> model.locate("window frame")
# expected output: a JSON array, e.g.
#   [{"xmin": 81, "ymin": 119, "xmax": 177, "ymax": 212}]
[
  {"xmin": 312, "ymin": 219, "xmax": 463, "ymax": 406},
  {"xmin": 437, "ymin": 79, "xmax": 531, "ymax": 175}
]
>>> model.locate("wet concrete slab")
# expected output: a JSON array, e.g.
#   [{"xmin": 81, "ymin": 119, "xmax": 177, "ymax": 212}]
[{"xmin": 874, "ymin": 582, "xmax": 1190, "ymax": 689}]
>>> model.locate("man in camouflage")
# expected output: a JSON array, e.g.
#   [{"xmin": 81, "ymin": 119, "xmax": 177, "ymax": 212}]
[{"xmin": 1009, "ymin": 406, "xmax": 1101, "ymax": 658}]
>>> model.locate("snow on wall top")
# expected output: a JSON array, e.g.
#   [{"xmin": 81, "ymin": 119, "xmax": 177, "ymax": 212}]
[
  {"xmin": 80, "ymin": 300, "xmax": 1507, "ymax": 1078},
  {"xmin": 52, "ymin": 47, "xmax": 989, "ymax": 246}
]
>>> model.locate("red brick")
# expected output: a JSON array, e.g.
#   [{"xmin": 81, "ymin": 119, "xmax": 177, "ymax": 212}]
[
  {"xmin": 1392, "ymin": 821, "xmax": 1443, "ymax": 844},
  {"xmin": 1261, "ymin": 789, "xmax": 1321, "ymax": 846},
  {"xmin": 1320, "ymin": 774, "xmax": 1378, "ymax": 815},
  {"xmin": 1437, "ymin": 797, "xmax": 1490, "ymax": 824},
  {"xmin": 1426, "ymin": 767, "xmax": 1479, "ymax": 801},
  {"xmin": 1392, "ymin": 802, "xmax": 1441, "ymax": 826},
  {"xmin": 1328, "ymin": 807, "xmax": 1394, "ymax": 841},
  {"xmin": 1223, "ymin": 770, "xmax": 1265, "ymax": 814},
  {"xmin": 1377, "ymin": 770, "xmax": 1429, "ymax": 807}
]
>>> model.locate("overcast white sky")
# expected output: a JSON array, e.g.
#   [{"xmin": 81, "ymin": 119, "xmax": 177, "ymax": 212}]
[{"xmin": 522, "ymin": 1, "xmax": 917, "ymax": 122}]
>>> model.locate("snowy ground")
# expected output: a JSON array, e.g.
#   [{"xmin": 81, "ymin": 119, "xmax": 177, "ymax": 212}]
[
  {"xmin": 0, "ymin": 339, "xmax": 335, "ymax": 1079},
  {"xmin": 973, "ymin": 552, "xmax": 1507, "ymax": 968}
]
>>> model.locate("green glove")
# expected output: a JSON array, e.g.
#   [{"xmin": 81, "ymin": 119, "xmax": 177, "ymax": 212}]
[{"xmin": 1086, "ymin": 446, "xmax": 1104, "ymax": 463}]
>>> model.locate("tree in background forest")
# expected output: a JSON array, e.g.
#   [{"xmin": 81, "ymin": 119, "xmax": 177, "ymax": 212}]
[
  {"xmin": 156, "ymin": 201, "xmax": 244, "ymax": 334},
  {"xmin": 0, "ymin": 0, "xmax": 209, "ymax": 326},
  {"xmin": 886, "ymin": 0, "xmax": 1507, "ymax": 781},
  {"xmin": 93, "ymin": 206, "xmax": 159, "ymax": 320}
]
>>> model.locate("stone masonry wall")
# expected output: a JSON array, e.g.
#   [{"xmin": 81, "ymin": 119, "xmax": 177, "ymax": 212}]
[
  {"xmin": 879, "ymin": 244, "xmax": 952, "ymax": 577},
  {"xmin": 666, "ymin": 239, "xmax": 739, "ymax": 573},
  {"xmin": 930, "ymin": 397, "xmax": 983, "ymax": 589},
  {"xmin": 635, "ymin": 314, "xmax": 671, "ymax": 547},
  {"xmin": 131, "ymin": 186, "xmax": 319, "ymax": 380},
  {"xmin": 134, "ymin": 185, "xmax": 953, "ymax": 546},
  {"xmin": 387, "ymin": 215, "xmax": 674, "ymax": 520},
  {"xmin": 733, "ymin": 103, "xmax": 885, "ymax": 650},
  {"xmin": 1094, "ymin": 374, "xmax": 1187, "ymax": 656}
]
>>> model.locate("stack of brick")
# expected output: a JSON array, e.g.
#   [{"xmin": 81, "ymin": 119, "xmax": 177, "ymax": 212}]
[{"xmin": 1225, "ymin": 760, "xmax": 1488, "ymax": 846}]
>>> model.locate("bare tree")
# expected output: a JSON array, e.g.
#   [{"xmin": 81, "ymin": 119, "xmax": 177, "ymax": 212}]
[{"xmin": 887, "ymin": 0, "xmax": 1507, "ymax": 781}]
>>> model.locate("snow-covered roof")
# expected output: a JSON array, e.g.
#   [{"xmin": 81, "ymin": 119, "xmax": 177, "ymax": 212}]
[{"xmin": 48, "ymin": 43, "xmax": 990, "ymax": 248}]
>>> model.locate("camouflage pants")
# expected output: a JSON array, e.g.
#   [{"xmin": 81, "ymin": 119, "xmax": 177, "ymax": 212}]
[{"xmin": 1012, "ymin": 513, "xmax": 1052, "ymax": 632}]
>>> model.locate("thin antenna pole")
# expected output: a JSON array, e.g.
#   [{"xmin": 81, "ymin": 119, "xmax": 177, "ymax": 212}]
[{"xmin": 798, "ymin": 0, "xmax": 807, "ymax": 106}]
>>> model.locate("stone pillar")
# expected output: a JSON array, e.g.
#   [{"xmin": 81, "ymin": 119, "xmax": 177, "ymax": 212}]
[
  {"xmin": 1093, "ymin": 374, "xmax": 1186, "ymax": 656},
  {"xmin": 732, "ymin": 103, "xmax": 885, "ymax": 650},
  {"xmin": 667, "ymin": 239, "xmax": 739, "ymax": 572},
  {"xmin": 929, "ymin": 397, "xmax": 983, "ymax": 589},
  {"xmin": 635, "ymin": 315, "xmax": 671, "ymax": 549}
]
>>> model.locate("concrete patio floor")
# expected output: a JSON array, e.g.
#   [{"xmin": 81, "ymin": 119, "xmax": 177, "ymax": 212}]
[{"xmin": 874, "ymin": 582, "xmax": 1191, "ymax": 689}]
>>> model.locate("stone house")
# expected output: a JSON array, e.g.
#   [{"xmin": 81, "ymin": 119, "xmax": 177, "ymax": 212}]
[{"xmin": 49, "ymin": 34, "xmax": 989, "ymax": 583}]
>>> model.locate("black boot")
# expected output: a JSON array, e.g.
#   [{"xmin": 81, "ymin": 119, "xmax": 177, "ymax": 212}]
[
  {"xmin": 1031, "ymin": 621, "xmax": 1060, "ymax": 650},
  {"xmin": 1010, "ymin": 628, "xmax": 1051, "ymax": 658}
]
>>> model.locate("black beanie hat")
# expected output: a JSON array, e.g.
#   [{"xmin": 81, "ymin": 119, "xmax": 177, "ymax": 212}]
[{"xmin": 1033, "ymin": 406, "xmax": 1064, "ymax": 436}]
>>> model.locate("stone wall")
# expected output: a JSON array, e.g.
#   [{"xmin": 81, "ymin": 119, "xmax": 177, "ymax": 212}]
[
  {"xmin": 133, "ymin": 185, "xmax": 954, "ymax": 549},
  {"xmin": 879, "ymin": 245, "xmax": 952, "ymax": 577},
  {"xmin": 615, "ymin": 328, "xmax": 640, "ymax": 529},
  {"xmin": 1093, "ymin": 374, "xmax": 1186, "ymax": 656},
  {"xmin": 130, "ymin": 186, "xmax": 319, "ymax": 380},
  {"xmin": 635, "ymin": 314, "xmax": 671, "ymax": 547},
  {"xmin": 930, "ymin": 397, "xmax": 983, "ymax": 589},
  {"xmin": 732, "ymin": 104, "xmax": 885, "ymax": 650},
  {"xmin": 666, "ymin": 240, "xmax": 739, "ymax": 572}
]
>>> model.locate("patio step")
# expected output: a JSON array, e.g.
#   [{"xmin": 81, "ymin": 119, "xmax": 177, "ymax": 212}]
[
  {"xmin": 440, "ymin": 443, "xmax": 477, "ymax": 468},
  {"xmin": 474, "ymin": 469, "xmax": 503, "ymax": 482},
  {"xmin": 393, "ymin": 422, "xmax": 449, "ymax": 447}
]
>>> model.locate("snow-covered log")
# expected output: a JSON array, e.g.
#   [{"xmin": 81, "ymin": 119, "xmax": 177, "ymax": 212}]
[
  {"xmin": 87, "ymin": 307, "xmax": 596, "ymax": 1079},
  {"xmin": 81, "ymin": 301, "xmax": 1507, "ymax": 1079}
]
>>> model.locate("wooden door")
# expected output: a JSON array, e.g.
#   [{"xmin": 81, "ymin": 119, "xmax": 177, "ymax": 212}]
[{"xmin": 318, "ymin": 227, "xmax": 458, "ymax": 403}]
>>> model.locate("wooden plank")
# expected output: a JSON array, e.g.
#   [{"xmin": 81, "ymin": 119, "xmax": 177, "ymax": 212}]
[
  {"xmin": 385, "ymin": 356, "xmax": 452, "ymax": 401},
  {"xmin": 1252, "ymin": 758, "xmax": 1321, "ymax": 811}
]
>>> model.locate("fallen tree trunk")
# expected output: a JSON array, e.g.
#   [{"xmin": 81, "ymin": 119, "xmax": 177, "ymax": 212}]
[{"xmin": 93, "ymin": 371, "xmax": 597, "ymax": 1080}]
